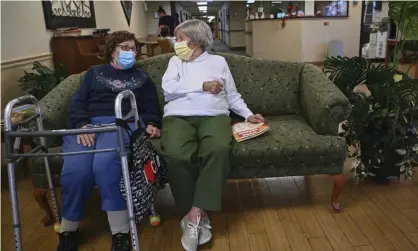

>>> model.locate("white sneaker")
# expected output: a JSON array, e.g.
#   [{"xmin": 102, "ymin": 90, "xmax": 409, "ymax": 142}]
[
  {"xmin": 180, "ymin": 214, "xmax": 200, "ymax": 251},
  {"xmin": 199, "ymin": 214, "xmax": 212, "ymax": 245}
]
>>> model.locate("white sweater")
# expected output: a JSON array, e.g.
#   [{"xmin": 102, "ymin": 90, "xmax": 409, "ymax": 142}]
[{"xmin": 162, "ymin": 52, "xmax": 254, "ymax": 119}]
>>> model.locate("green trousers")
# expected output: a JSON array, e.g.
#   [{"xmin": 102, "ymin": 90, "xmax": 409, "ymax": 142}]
[{"xmin": 160, "ymin": 116, "xmax": 232, "ymax": 216}]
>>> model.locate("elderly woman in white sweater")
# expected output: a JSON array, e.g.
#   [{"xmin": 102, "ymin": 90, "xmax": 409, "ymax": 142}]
[{"xmin": 161, "ymin": 19, "xmax": 264, "ymax": 251}]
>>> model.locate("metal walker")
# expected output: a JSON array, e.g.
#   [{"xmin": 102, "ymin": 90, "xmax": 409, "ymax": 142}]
[{"xmin": 4, "ymin": 90, "xmax": 151, "ymax": 251}]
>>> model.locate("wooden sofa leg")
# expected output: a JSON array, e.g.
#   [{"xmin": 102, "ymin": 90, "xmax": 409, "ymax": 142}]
[
  {"xmin": 330, "ymin": 174, "xmax": 345, "ymax": 213},
  {"xmin": 34, "ymin": 188, "xmax": 54, "ymax": 226}
]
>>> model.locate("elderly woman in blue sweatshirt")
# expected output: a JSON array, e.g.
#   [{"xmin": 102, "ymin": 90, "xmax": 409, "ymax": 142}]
[
  {"xmin": 57, "ymin": 31, "xmax": 161, "ymax": 251},
  {"xmin": 161, "ymin": 20, "xmax": 264, "ymax": 251}
]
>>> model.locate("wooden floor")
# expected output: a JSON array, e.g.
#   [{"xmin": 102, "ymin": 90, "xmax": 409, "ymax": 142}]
[{"xmin": 2, "ymin": 160, "xmax": 418, "ymax": 251}]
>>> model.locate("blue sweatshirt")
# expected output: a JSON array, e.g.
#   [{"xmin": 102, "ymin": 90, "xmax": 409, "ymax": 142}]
[{"xmin": 67, "ymin": 64, "xmax": 161, "ymax": 129}]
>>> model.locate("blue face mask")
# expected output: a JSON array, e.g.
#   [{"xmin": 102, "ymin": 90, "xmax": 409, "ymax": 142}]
[{"xmin": 116, "ymin": 50, "xmax": 136, "ymax": 69}]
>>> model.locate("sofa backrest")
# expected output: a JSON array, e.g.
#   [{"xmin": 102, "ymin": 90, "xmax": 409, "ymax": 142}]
[
  {"xmin": 40, "ymin": 52, "xmax": 305, "ymax": 130},
  {"xmin": 136, "ymin": 53, "xmax": 304, "ymax": 116}
]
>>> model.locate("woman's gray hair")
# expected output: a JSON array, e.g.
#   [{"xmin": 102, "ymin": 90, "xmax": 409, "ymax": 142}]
[{"xmin": 174, "ymin": 20, "xmax": 213, "ymax": 50}]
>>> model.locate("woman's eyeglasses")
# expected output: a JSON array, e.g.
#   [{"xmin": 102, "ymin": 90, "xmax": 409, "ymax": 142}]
[{"xmin": 117, "ymin": 45, "xmax": 137, "ymax": 52}]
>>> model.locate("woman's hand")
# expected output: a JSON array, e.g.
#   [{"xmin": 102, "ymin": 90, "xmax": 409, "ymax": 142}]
[
  {"xmin": 247, "ymin": 114, "xmax": 265, "ymax": 123},
  {"xmin": 77, "ymin": 125, "xmax": 95, "ymax": 147},
  {"xmin": 146, "ymin": 125, "xmax": 161, "ymax": 138},
  {"xmin": 203, "ymin": 81, "xmax": 223, "ymax": 94}
]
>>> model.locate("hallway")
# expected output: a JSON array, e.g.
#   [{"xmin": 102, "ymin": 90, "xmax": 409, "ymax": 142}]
[{"xmin": 211, "ymin": 39, "xmax": 247, "ymax": 56}]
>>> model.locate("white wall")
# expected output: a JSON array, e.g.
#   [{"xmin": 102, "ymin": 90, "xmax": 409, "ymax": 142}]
[
  {"xmin": 1, "ymin": 0, "xmax": 148, "ymax": 107},
  {"xmin": 1, "ymin": 0, "xmax": 148, "ymax": 62}
]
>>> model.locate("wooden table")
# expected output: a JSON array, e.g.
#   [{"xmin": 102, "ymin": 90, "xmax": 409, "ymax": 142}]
[{"xmin": 138, "ymin": 39, "xmax": 159, "ymax": 57}]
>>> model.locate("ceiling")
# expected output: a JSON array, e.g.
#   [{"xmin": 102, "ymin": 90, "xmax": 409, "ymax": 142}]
[{"xmin": 179, "ymin": 1, "xmax": 225, "ymax": 16}]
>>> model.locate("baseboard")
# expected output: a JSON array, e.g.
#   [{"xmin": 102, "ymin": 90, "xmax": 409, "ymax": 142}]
[
  {"xmin": 1, "ymin": 53, "xmax": 53, "ymax": 70},
  {"xmin": 230, "ymin": 46, "xmax": 246, "ymax": 51}
]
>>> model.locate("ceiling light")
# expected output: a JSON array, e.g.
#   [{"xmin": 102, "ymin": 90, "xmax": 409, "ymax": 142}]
[
  {"xmin": 197, "ymin": 2, "xmax": 207, "ymax": 5},
  {"xmin": 202, "ymin": 10, "xmax": 207, "ymax": 13},
  {"xmin": 198, "ymin": 6, "xmax": 207, "ymax": 10},
  {"xmin": 247, "ymin": 0, "xmax": 255, "ymax": 3}
]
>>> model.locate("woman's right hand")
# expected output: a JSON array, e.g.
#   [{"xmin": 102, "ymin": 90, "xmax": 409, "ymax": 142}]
[
  {"xmin": 77, "ymin": 125, "xmax": 95, "ymax": 147},
  {"xmin": 203, "ymin": 81, "xmax": 223, "ymax": 94}
]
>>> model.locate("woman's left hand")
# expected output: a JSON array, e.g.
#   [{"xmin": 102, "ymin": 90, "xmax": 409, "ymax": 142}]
[
  {"xmin": 146, "ymin": 125, "xmax": 160, "ymax": 138},
  {"xmin": 247, "ymin": 114, "xmax": 265, "ymax": 123}
]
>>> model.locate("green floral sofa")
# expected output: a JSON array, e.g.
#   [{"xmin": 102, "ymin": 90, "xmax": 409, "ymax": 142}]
[{"xmin": 32, "ymin": 53, "xmax": 350, "ymax": 223}]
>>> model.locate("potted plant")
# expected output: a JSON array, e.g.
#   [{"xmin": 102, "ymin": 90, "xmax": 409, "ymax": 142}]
[
  {"xmin": 324, "ymin": 1, "xmax": 418, "ymax": 183},
  {"xmin": 18, "ymin": 61, "xmax": 68, "ymax": 100}
]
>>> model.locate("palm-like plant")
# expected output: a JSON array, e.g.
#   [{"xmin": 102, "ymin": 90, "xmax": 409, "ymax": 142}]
[
  {"xmin": 388, "ymin": 1, "xmax": 418, "ymax": 68},
  {"xmin": 324, "ymin": 57, "xmax": 418, "ymax": 183},
  {"xmin": 323, "ymin": 1, "xmax": 418, "ymax": 183}
]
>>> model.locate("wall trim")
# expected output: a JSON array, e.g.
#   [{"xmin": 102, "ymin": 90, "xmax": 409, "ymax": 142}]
[
  {"xmin": 1, "ymin": 53, "xmax": 53, "ymax": 70},
  {"xmin": 219, "ymin": 29, "xmax": 245, "ymax": 32}
]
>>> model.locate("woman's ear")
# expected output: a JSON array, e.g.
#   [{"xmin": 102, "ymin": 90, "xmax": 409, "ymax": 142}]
[{"xmin": 111, "ymin": 49, "xmax": 119, "ymax": 61}]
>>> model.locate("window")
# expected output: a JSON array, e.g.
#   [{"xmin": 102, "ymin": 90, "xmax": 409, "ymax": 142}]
[{"xmin": 314, "ymin": 1, "xmax": 349, "ymax": 16}]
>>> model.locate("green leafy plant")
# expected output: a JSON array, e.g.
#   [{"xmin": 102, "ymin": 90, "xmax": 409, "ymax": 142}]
[
  {"xmin": 323, "ymin": 1, "xmax": 418, "ymax": 183},
  {"xmin": 324, "ymin": 57, "xmax": 418, "ymax": 183},
  {"xmin": 388, "ymin": 1, "xmax": 418, "ymax": 69},
  {"xmin": 18, "ymin": 61, "xmax": 68, "ymax": 100}
]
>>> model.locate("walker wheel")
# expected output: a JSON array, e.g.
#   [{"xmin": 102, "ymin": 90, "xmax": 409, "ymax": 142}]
[
  {"xmin": 149, "ymin": 215, "xmax": 161, "ymax": 227},
  {"xmin": 53, "ymin": 223, "xmax": 61, "ymax": 233}
]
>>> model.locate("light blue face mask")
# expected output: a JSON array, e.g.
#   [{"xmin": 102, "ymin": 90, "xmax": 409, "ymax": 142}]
[{"xmin": 116, "ymin": 50, "xmax": 136, "ymax": 69}]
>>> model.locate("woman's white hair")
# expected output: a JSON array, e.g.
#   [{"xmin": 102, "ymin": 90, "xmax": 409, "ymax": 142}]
[{"xmin": 174, "ymin": 19, "xmax": 213, "ymax": 50}]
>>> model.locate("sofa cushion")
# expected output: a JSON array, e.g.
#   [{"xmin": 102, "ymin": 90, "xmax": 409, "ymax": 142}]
[
  {"xmin": 230, "ymin": 115, "xmax": 346, "ymax": 178},
  {"xmin": 30, "ymin": 115, "xmax": 345, "ymax": 187}
]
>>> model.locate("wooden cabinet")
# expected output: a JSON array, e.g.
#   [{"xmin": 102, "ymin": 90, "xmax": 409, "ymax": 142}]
[{"xmin": 50, "ymin": 35, "xmax": 107, "ymax": 75}]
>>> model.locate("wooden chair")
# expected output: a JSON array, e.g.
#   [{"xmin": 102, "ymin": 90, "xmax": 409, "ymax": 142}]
[{"xmin": 157, "ymin": 38, "xmax": 174, "ymax": 54}]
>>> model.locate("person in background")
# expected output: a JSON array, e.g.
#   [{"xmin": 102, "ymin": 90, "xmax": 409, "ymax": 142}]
[
  {"xmin": 159, "ymin": 26, "xmax": 176, "ymax": 47},
  {"xmin": 161, "ymin": 20, "xmax": 264, "ymax": 251},
  {"xmin": 157, "ymin": 6, "xmax": 175, "ymax": 37},
  {"xmin": 287, "ymin": 2, "xmax": 299, "ymax": 15},
  {"xmin": 174, "ymin": 13, "xmax": 180, "ymax": 27},
  {"xmin": 56, "ymin": 30, "xmax": 161, "ymax": 251}
]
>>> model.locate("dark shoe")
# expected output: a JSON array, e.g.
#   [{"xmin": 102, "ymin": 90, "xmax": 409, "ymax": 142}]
[
  {"xmin": 56, "ymin": 231, "xmax": 79, "ymax": 251},
  {"xmin": 111, "ymin": 233, "xmax": 131, "ymax": 251}
]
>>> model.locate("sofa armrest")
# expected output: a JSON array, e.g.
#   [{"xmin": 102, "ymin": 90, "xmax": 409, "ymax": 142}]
[
  {"xmin": 300, "ymin": 64, "xmax": 351, "ymax": 136},
  {"xmin": 37, "ymin": 73, "xmax": 85, "ymax": 147}
]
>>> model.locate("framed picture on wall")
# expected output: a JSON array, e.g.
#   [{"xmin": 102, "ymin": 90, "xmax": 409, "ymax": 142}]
[
  {"xmin": 42, "ymin": 0, "xmax": 97, "ymax": 29},
  {"xmin": 120, "ymin": 1, "xmax": 133, "ymax": 26}
]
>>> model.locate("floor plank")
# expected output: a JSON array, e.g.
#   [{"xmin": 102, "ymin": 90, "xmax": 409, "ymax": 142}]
[
  {"xmin": 308, "ymin": 237, "xmax": 334, "ymax": 251},
  {"xmin": 277, "ymin": 207, "xmax": 312, "ymax": 251},
  {"xmin": 354, "ymin": 245, "xmax": 377, "ymax": 251},
  {"xmin": 3, "ymin": 161, "xmax": 418, "ymax": 251}
]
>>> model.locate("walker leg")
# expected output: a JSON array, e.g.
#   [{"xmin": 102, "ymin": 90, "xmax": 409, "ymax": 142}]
[
  {"xmin": 115, "ymin": 90, "xmax": 144, "ymax": 250},
  {"xmin": 7, "ymin": 161, "xmax": 23, "ymax": 251},
  {"xmin": 149, "ymin": 204, "xmax": 161, "ymax": 227},
  {"xmin": 117, "ymin": 129, "xmax": 140, "ymax": 251},
  {"xmin": 35, "ymin": 108, "xmax": 61, "ymax": 233},
  {"xmin": 120, "ymin": 154, "xmax": 140, "ymax": 251}
]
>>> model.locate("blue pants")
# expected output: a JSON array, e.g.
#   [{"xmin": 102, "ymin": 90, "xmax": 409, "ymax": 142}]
[{"xmin": 60, "ymin": 116, "xmax": 134, "ymax": 221}]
